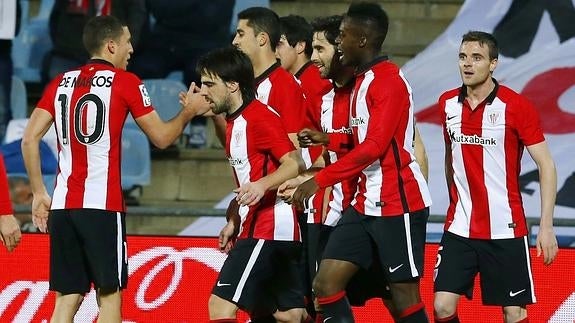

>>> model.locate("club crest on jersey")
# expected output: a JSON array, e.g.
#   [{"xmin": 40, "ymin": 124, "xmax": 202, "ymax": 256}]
[
  {"xmin": 139, "ymin": 84, "xmax": 152, "ymax": 107},
  {"xmin": 350, "ymin": 117, "xmax": 365, "ymax": 127},
  {"xmin": 233, "ymin": 131, "xmax": 243, "ymax": 147},
  {"xmin": 489, "ymin": 112, "xmax": 500, "ymax": 125}
]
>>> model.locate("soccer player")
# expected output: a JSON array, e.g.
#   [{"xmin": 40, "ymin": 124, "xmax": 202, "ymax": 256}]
[
  {"xmin": 197, "ymin": 47, "xmax": 306, "ymax": 323},
  {"xmin": 276, "ymin": 14, "xmax": 332, "ymax": 105},
  {"xmin": 0, "ymin": 152, "xmax": 21, "ymax": 252},
  {"xmin": 433, "ymin": 31, "xmax": 558, "ymax": 323},
  {"xmin": 231, "ymin": 7, "xmax": 309, "ymax": 145},
  {"xmin": 293, "ymin": 3, "xmax": 432, "ymax": 322},
  {"xmin": 21, "ymin": 16, "xmax": 205, "ymax": 322}
]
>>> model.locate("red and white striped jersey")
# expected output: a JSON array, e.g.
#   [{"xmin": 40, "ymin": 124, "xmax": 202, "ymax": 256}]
[
  {"xmin": 295, "ymin": 62, "xmax": 332, "ymax": 128},
  {"xmin": 315, "ymin": 57, "xmax": 432, "ymax": 217},
  {"xmin": 314, "ymin": 82, "xmax": 357, "ymax": 226},
  {"xmin": 255, "ymin": 62, "xmax": 310, "ymax": 132},
  {"xmin": 226, "ymin": 99, "xmax": 300, "ymax": 242},
  {"xmin": 439, "ymin": 81, "xmax": 545, "ymax": 239},
  {"xmin": 37, "ymin": 59, "xmax": 154, "ymax": 212}
]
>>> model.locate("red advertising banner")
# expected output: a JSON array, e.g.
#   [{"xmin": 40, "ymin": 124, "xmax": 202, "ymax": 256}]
[{"xmin": 0, "ymin": 234, "xmax": 573, "ymax": 322}]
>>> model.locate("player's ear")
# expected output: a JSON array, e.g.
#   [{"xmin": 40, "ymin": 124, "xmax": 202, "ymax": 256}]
[
  {"xmin": 107, "ymin": 39, "xmax": 116, "ymax": 54},
  {"xmin": 227, "ymin": 81, "xmax": 239, "ymax": 93},
  {"xmin": 257, "ymin": 32, "xmax": 268, "ymax": 48}
]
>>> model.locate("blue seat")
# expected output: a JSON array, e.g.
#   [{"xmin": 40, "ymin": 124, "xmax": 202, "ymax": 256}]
[
  {"xmin": 121, "ymin": 127, "xmax": 151, "ymax": 191},
  {"xmin": 142, "ymin": 79, "xmax": 190, "ymax": 134},
  {"xmin": 12, "ymin": 20, "xmax": 52, "ymax": 83},
  {"xmin": 10, "ymin": 76, "xmax": 28, "ymax": 119}
]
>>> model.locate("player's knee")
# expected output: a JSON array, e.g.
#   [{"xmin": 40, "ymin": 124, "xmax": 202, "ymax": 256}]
[
  {"xmin": 273, "ymin": 308, "xmax": 304, "ymax": 323},
  {"xmin": 312, "ymin": 274, "xmax": 334, "ymax": 297},
  {"xmin": 208, "ymin": 294, "xmax": 237, "ymax": 319},
  {"xmin": 502, "ymin": 306, "xmax": 526, "ymax": 323},
  {"xmin": 433, "ymin": 293, "xmax": 457, "ymax": 318}
]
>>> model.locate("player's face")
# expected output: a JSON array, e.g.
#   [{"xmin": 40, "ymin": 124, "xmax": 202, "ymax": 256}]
[
  {"xmin": 200, "ymin": 73, "xmax": 233, "ymax": 115},
  {"xmin": 232, "ymin": 19, "xmax": 259, "ymax": 61},
  {"xmin": 311, "ymin": 31, "xmax": 338, "ymax": 79},
  {"xmin": 336, "ymin": 18, "xmax": 363, "ymax": 67},
  {"xmin": 458, "ymin": 41, "xmax": 498, "ymax": 88},
  {"xmin": 275, "ymin": 35, "xmax": 298, "ymax": 73},
  {"xmin": 114, "ymin": 26, "xmax": 133, "ymax": 70}
]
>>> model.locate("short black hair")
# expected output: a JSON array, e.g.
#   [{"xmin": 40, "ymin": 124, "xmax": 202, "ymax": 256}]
[
  {"xmin": 83, "ymin": 15, "xmax": 126, "ymax": 55},
  {"xmin": 346, "ymin": 2, "xmax": 389, "ymax": 50},
  {"xmin": 196, "ymin": 47, "xmax": 256, "ymax": 103},
  {"xmin": 238, "ymin": 7, "xmax": 281, "ymax": 51},
  {"xmin": 310, "ymin": 15, "xmax": 343, "ymax": 46},
  {"xmin": 280, "ymin": 15, "xmax": 313, "ymax": 58},
  {"xmin": 462, "ymin": 31, "xmax": 499, "ymax": 60}
]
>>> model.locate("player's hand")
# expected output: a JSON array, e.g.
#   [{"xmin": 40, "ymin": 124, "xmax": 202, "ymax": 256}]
[
  {"xmin": 234, "ymin": 181, "xmax": 265, "ymax": 206},
  {"xmin": 0, "ymin": 215, "xmax": 22, "ymax": 252},
  {"xmin": 218, "ymin": 221, "xmax": 237, "ymax": 254},
  {"xmin": 298, "ymin": 128, "xmax": 329, "ymax": 148},
  {"xmin": 292, "ymin": 177, "xmax": 319, "ymax": 211},
  {"xmin": 536, "ymin": 226, "xmax": 558, "ymax": 265},
  {"xmin": 277, "ymin": 178, "xmax": 302, "ymax": 204},
  {"xmin": 32, "ymin": 192, "xmax": 51, "ymax": 233},
  {"xmin": 179, "ymin": 82, "xmax": 212, "ymax": 118}
]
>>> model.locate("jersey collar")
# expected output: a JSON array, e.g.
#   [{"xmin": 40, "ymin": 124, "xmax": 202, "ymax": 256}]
[
  {"xmin": 254, "ymin": 61, "xmax": 281, "ymax": 85},
  {"xmin": 86, "ymin": 58, "xmax": 115, "ymax": 67},
  {"xmin": 355, "ymin": 55, "xmax": 389, "ymax": 76},
  {"xmin": 458, "ymin": 78, "xmax": 499, "ymax": 105}
]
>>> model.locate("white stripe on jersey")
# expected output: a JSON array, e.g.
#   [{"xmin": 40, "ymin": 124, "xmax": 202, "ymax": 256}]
[
  {"xmin": 445, "ymin": 96, "xmax": 473, "ymax": 237},
  {"xmin": 483, "ymin": 98, "xmax": 514, "ymax": 238},
  {"xmin": 274, "ymin": 198, "xmax": 296, "ymax": 240},
  {"xmin": 233, "ymin": 239, "xmax": 264, "ymax": 302},
  {"xmin": 83, "ymin": 70, "xmax": 114, "ymax": 208},
  {"xmin": 52, "ymin": 70, "xmax": 81, "ymax": 209},
  {"xmin": 229, "ymin": 116, "xmax": 251, "ymax": 186},
  {"xmin": 256, "ymin": 79, "xmax": 272, "ymax": 105}
]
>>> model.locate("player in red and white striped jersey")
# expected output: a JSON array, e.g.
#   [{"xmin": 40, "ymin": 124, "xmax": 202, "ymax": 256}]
[
  {"xmin": 0, "ymin": 153, "xmax": 21, "ymax": 252},
  {"xmin": 293, "ymin": 3, "xmax": 432, "ymax": 322},
  {"xmin": 196, "ymin": 47, "xmax": 307, "ymax": 323},
  {"xmin": 434, "ymin": 31, "xmax": 558, "ymax": 323},
  {"xmin": 21, "ymin": 16, "xmax": 205, "ymax": 323}
]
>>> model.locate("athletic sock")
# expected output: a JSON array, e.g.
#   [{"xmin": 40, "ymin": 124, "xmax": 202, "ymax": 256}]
[
  {"xmin": 209, "ymin": 319, "xmax": 238, "ymax": 323},
  {"xmin": 398, "ymin": 302, "xmax": 428, "ymax": 323},
  {"xmin": 516, "ymin": 318, "xmax": 529, "ymax": 323},
  {"xmin": 316, "ymin": 291, "xmax": 354, "ymax": 322},
  {"xmin": 434, "ymin": 312, "xmax": 460, "ymax": 323}
]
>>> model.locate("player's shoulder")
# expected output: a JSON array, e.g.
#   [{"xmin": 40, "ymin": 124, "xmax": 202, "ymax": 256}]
[
  {"xmin": 439, "ymin": 88, "xmax": 460, "ymax": 102},
  {"xmin": 112, "ymin": 69, "xmax": 143, "ymax": 84}
]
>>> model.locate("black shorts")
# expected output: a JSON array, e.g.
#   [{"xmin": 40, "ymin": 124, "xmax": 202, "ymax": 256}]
[
  {"xmin": 212, "ymin": 238, "xmax": 304, "ymax": 316},
  {"xmin": 48, "ymin": 209, "xmax": 128, "ymax": 295},
  {"xmin": 434, "ymin": 231, "xmax": 536, "ymax": 306},
  {"xmin": 322, "ymin": 206, "xmax": 428, "ymax": 283}
]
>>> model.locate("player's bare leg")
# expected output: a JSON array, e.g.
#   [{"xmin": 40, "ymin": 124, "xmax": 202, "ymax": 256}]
[
  {"xmin": 389, "ymin": 280, "xmax": 428, "ymax": 322},
  {"xmin": 96, "ymin": 289, "xmax": 122, "ymax": 323},
  {"xmin": 51, "ymin": 292, "xmax": 83, "ymax": 323},
  {"xmin": 434, "ymin": 291, "xmax": 460, "ymax": 321},
  {"xmin": 502, "ymin": 306, "xmax": 527, "ymax": 323},
  {"xmin": 312, "ymin": 259, "xmax": 359, "ymax": 322}
]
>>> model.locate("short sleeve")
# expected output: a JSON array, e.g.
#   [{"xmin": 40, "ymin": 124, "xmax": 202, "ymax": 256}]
[
  {"xmin": 120, "ymin": 73, "xmax": 155, "ymax": 119},
  {"xmin": 515, "ymin": 96, "xmax": 545, "ymax": 146},
  {"xmin": 252, "ymin": 108, "xmax": 295, "ymax": 160},
  {"xmin": 36, "ymin": 77, "xmax": 62, "ymax": 117}
]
